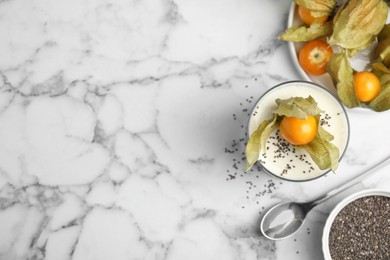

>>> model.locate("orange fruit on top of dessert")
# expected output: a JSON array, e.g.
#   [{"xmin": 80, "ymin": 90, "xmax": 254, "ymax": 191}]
[{"xmin": 279, "ymin": 115, "xmax": 318, "ymax": 145}]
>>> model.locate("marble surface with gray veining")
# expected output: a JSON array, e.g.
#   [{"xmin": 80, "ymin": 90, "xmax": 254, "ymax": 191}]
[{"xmin": 0, "ymin": 0, "xmax": 390, "ymax": 259}]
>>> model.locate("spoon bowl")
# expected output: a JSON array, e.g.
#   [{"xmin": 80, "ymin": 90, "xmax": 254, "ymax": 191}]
[{"xmin": 261, "ymin": 201, "xmax": 310, "ymax": 240}]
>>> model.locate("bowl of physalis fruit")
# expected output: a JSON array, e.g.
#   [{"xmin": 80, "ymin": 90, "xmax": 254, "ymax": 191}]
[
  {"xmin": 279, "ymin": 0, "xmax": 390, "ymax": 112},
  {"xmin": 245, "ymin": 81, "xmax": 350, "ymax": 181}
]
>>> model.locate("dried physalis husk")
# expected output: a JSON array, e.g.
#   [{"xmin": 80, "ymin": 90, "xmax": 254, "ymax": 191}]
[
  {"xmin": 375, "ymin": 24, "xmax": 390, "ymax": 67},
  {"xmin": 372, "ymin": 62, "xmax": 390, "ymax": 75},
  {"xmin": 369, "ymin": 74, "xmax": 390, "ymax": 111},
  {"xmin": 378, "ymin": 24, "xmax": 390, "ymax": 42},
  {"xmin": 370, "ymin": 60, "xmax": 390, "ymax": 111},
  {"xmin": 294, "ymin": 0, "xmax": 336, "ymax": 18},
  {"xmin": 326, "ymin": 51, "xmax": 360, "ymax": 108},
  {"xmin": 379, "ymin": 74, "xmax": 390, "ymax": 86},
  {"xmin": 375, "ymin": 39, "xmax": 390, "ymax": 66},
  {"xmin": 328, "ymin": 0, "xmax": 388, "ymax": 54},
  {"xmin": 370, "ymin": 25, "xmax": 390, "ymax": 78},
  {"xmin": 302, "ymin": 124, "xmax": 339, "ymax": 171},
  {"xmin": 274, "ymin": 96, "xmax": 323, "ymax": 119},
  {"xmin": 245, "ymin": 115, "xmax": 277, "ymax": 172},
  {"xmin": 278, "ymin": 22, "xmax": 332, "ymax": 42}
]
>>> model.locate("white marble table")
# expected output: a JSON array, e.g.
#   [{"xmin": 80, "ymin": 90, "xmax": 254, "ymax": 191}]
[{"xmin": 0, "ymin": 0, "xmax": 390, "ymax": 259}]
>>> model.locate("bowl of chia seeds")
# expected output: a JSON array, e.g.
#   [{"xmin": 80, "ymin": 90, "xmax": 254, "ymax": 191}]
[{"xmin": 322, "ymin": 189, "xmax": 390, "ymax": 260}]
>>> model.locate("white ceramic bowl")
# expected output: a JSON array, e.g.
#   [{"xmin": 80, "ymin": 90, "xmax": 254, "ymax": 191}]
[
  {"xmin": 322, "ymin": 189, "xmax": 390, "ymax": 259},
  {"xmin": 286, "ymin": 2, "xmax": 390, "ymax": 114},
  {"xmin": 287, "ymin": 2, "xmax": 390, "ymax": 93},
  {"xmin": 248, "ymin": 81, "xmax": 350, "ymax": 182}
]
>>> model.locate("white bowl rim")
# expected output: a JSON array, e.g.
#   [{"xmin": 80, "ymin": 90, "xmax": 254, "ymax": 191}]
[{"xmin": 322, "ymin": 188, "xmax": 390, "ymax": 260}]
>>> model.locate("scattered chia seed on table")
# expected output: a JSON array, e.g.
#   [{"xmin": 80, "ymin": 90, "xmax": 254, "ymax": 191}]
[
  {"xmin": 224, "ymin": 81, "xmax": 284, "ymax": 208},
  {"xmin": 329, "ymin": 195, "xmax": 390, "ymax": 260}
]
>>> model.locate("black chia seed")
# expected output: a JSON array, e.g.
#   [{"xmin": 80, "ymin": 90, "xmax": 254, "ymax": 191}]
[{"xmin": 329, "ymin": 195, "xmax": 390, "ymax": 260}]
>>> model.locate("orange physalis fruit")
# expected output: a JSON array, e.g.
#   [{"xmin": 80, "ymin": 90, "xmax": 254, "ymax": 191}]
[
  {"xmin": 279, "ymin": 115, "xmax": 318, "ymax": 145},
  {"xmin": 353, "ymin": 71, "xmax": 381, "ymax": 103}
]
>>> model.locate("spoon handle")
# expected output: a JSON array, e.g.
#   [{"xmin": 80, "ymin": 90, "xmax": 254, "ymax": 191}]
[{"xmin": 308, "ymin": 155, "xmax": 390, "ymax": 209}]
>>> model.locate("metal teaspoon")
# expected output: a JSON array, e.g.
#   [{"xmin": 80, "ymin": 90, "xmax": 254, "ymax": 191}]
[{"xmin": 260, "ymin": 155, "xmax": 390, "ymax": 240}]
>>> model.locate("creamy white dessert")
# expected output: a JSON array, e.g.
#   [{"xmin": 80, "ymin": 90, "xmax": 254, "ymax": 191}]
[{"xmin": 248, "ymin": 81, "xmax": 349, "ymax": 181}]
